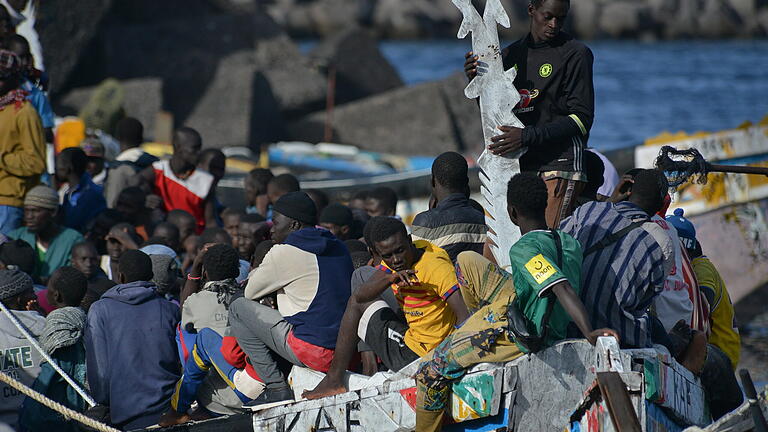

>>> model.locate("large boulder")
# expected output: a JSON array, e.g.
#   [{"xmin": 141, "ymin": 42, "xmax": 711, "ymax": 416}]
[
  {"xmin": 309, "ymin": 27, "xmax": 403, "ymax": 105},
  {"xmin": 268, "ymin": 0, "xmax": 363, "ymax": 38},
  {"xmin": 438, "ymin": 72, "xmax": 484, "ymax": 156},
  {"xmin": 88, "ymin": 10, "xmax": 323, "ymax": 146},
  {"xmin": 252, "ymin": 11, "xmax": 327, "ymax": 118},
  {"xmin": 696, "ymin": 0, "xmax": 744, "ymax": 38},
  {"xmin": 55, "ymin": 78, "xmax": 164, "ymax": 137},
  {"xmin": 569, "ymin": 0, "xmax": 600, "ymax": 40},
  {"xmin": 597, "ymin": 1, "xmax": 657, "ymax": 38},
  {"xmin": 36, "ymin": 0, "xmax": 114, "ymax": 94},
  {"xmin": 289, "ymin": 81, "xmax": 463, "ymax": 155},
  {"xmin": 99, "ymin": 13, "xmax": 255, "ymax": 124},
  {"xmin": 184, "ymin": 51, "xmax": 272, "ymax": 148}
]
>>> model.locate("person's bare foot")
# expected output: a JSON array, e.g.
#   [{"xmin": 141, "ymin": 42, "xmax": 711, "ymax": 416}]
[
  {"xmin": 189, "ymin": 407, "xmax": 214, "ymax": 422},
  {"xmin": 158, "ymin": 409, "xmax": 191, "ymax": 427},
  {"xmin": 301, "ymin": 376, "xmax": 347, "ymax": 400}
]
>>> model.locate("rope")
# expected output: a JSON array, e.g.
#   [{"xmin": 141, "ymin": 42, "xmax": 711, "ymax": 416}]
[
  {"xmin": 0, "ymin": 301, "xmax": 96, "ymax": 407},
  {"xmin": 0, "ymin": 369, "xmax": 120, "ymax": 432}
]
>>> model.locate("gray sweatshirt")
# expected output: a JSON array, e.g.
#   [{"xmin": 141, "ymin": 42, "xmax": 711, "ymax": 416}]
[{"xmin": 0, "ymin": 310, "xmax": 45, "ymax": 431}]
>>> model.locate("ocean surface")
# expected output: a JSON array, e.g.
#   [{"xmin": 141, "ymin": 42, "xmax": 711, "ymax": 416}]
[{"xmin": 304, "ymin": 39, "xmax": 768, "ymax": 152}]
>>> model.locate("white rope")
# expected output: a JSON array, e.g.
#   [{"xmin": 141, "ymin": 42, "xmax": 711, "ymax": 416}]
[
  {"xmin": 0, "ymin": 369, "xmax": 120, "ymax": 432},
  {"xmin": 0, "ymin": 301, "xmax": 96, "ymax": 407}
]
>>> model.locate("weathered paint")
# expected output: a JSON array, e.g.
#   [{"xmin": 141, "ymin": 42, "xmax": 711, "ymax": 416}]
[{"xmin": 242, "ymin": 340, "xmax": 713, "ymax": 432}]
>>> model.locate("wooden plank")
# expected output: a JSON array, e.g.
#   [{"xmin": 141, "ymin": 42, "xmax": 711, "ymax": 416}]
[{"xmin": 597, "ymin": 371, "xmax": 642, "ymax": 432}]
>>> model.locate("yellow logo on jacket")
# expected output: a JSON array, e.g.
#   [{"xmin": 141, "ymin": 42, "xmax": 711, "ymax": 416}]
[
  {"xmin": 539, "ymin": 63, "xmax": 553, "ymax": 78},
  {"xmin": 524, "ymin": 254, "xmax": 556, "ymax": 284}
]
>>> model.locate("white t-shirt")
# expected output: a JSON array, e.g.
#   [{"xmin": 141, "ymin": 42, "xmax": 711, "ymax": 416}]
[{"xmin": 588, "ymin": 149, "xmax": 620, "ymax": 197}]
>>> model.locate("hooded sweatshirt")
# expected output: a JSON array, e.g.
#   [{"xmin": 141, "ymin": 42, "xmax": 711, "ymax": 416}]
[
  {"xmin": 0, "ymin": 310, "xmax": 45, "ymax": 431},
  {"xmin": 245, "ymin": 227, "xmax": 353, "ymax": 348},
  {"xmin": 84, "ymin": 281, "xmax": 180, "ymax": 430}
]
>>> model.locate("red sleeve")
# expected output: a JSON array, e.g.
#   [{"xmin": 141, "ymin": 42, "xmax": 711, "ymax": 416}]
[{"xmin": 221, "ymin": 336, "xmax": 247, "ymax": 369}]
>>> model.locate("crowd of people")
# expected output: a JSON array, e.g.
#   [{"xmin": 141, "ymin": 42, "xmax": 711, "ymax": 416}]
[{"xmin": 0, "ymin": 0, "xmax": 748, "ymax": 431}]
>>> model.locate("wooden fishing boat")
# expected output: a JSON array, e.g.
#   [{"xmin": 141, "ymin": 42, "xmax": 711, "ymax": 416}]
[
  {"xmin": 634, "ymin": 115, "xmax": 768, "ymax": 303},
  {"xmin": 148, "ymin": 337, "xmax": 763, "ymax": 432}
]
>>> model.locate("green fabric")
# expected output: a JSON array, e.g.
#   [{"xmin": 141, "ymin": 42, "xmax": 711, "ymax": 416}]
[
  {"xmin": 508, "ymin": 230, "xmax": 582, "ymax": 347},
  {"xmin": 8, "ymin": 227, "xmax": 83, "ymax": 280},
  {"xmin": 19, "ymin": 343, "xmax": 87, "ymax": 432}
]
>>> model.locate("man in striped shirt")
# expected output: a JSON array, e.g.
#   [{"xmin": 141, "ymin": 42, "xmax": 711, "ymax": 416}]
[
  {"xmin": 560, "ymin": 169, "xmax": 669, "ymax": 348},
  {"xmin": 411, "ymin": 152, "xmax": 486, "ymax": 262}
]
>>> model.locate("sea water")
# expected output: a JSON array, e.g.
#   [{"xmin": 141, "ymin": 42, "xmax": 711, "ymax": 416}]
[{"xmin": 305, "ymin": 39, "xmax": 768, "ymax": 152}]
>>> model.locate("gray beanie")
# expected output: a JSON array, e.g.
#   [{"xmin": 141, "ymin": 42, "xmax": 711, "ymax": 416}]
[
  {"xmin": 24, "ymin": 185, "xmax": 59, "ymax": 210},
  {"xmin": 40, "ymin": 307, "xmax": 86, "ymax": 354},
  {"xmin": 0, "ymin": 269, "xmax": 33, "ymax": 301},
  {"xmin": 150, "ymin": 254, "xmax": 178, "ymax": 295}
]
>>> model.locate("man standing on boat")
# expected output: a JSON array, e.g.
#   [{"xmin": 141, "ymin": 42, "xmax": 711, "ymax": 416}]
[{"xmin": 465, "ymin": 0, "xmax": 594, "ymax": 228}]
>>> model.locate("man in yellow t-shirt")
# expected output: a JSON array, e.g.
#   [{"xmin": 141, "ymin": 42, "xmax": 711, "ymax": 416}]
[
  {"xmin": 666, "ymin": 208, "xmax": 740, "ymax": 368},
  {"xmin": 303, "ymin": 216, "xmax": 470, "ymax": 400}
]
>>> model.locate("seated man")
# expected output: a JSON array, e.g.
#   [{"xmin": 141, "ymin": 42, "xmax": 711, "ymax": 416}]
[
  {"xmin": 611, "ymin": 169, "xmax": 707, "ymax": 334},
  {"xmin": 244, "ymin": 168, "xmax": 273, "ymax": 217},
  {"xmin": 0, "ymin": 270, "xmax": 45, "ymax": 431},
  {"xmin": 40, "ymin": 266, "xmax": 88, "ymax": 313},
  {"xmin": 365, "ymin": 186, "xmax": 398, "ymax": 217},
  {"xmin": 236, "ymin": 213, "xmax": 269, "ymax": 262},
  {"xmin": 665, "ymin": 208, "xmax": 743, "ymax": 419},
  {"xmin": 561, "ymin": 169, "xmax": 669, "ymax": 348},
  {"xmin": 71, "ymin": 241, "xmax": 109, "ymax": 287},
  {"xmin": 85, "ymin": 250, "xmax": 180, "ymax": 429},
  {"xmin": 9, "ymin": 185, "xmax": 83, "ymax": 283},
  {"xmin": 319, "ymin": 203, "xmax": 355, "ymax": 241},
  {"xmin": 160, "ymin": 244, "xmax": 263, "ymax": 426},
  {"xmin": 229, "ymin": 192, "xmax": 353, "ymax": 406},
  {"xmin": 265, "ymin": 173, "xmax": 300, "ymax": 220},
  {"xmin": 303, "ymin": 216, "xmax": 471, "ymax": 400},
  {"xmin": 411, "ymin": 173, "xmax": 614, "ymax": 431},
  {"xmin": 221, "ymin": 208, "xmax": 243, "ymax": 247},
  {"xmin": 411, "ymin": 152, "xmax": 487, "ymax": 262}
]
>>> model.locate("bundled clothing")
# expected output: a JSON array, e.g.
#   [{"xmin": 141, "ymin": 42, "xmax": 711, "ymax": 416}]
[
  {"xmin": 232, "ymin": 227, "xmax": 352, "ymax": 389},
  {"xmin": 20, "ymin": 307, "xmax": 87, "ymax": 432},
  {"xmin": 411, "ymin": 193, "xmax": 487, "ymax": 262},
  {"xmin": 85, "ymin": 281, "xmax": 180, "ymax": 429}
]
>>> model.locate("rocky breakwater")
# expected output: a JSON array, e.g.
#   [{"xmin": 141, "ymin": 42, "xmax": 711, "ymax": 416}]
[
  {"xmin": 266, "ymin": 0, "xmax": 768, "ymax": 39},
  {"xmin": 40, "ymin": 0, "xmax": 483, "ymax": 155}
]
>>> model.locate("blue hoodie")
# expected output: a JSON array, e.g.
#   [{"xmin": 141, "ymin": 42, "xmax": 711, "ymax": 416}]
[
  {"xmin": 283, "ymin": 228, "xmax": 353, "ymax": 348},
  {"xmin": 84, "ymin": 281, "xmax": 180, "ymax": 429}
]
